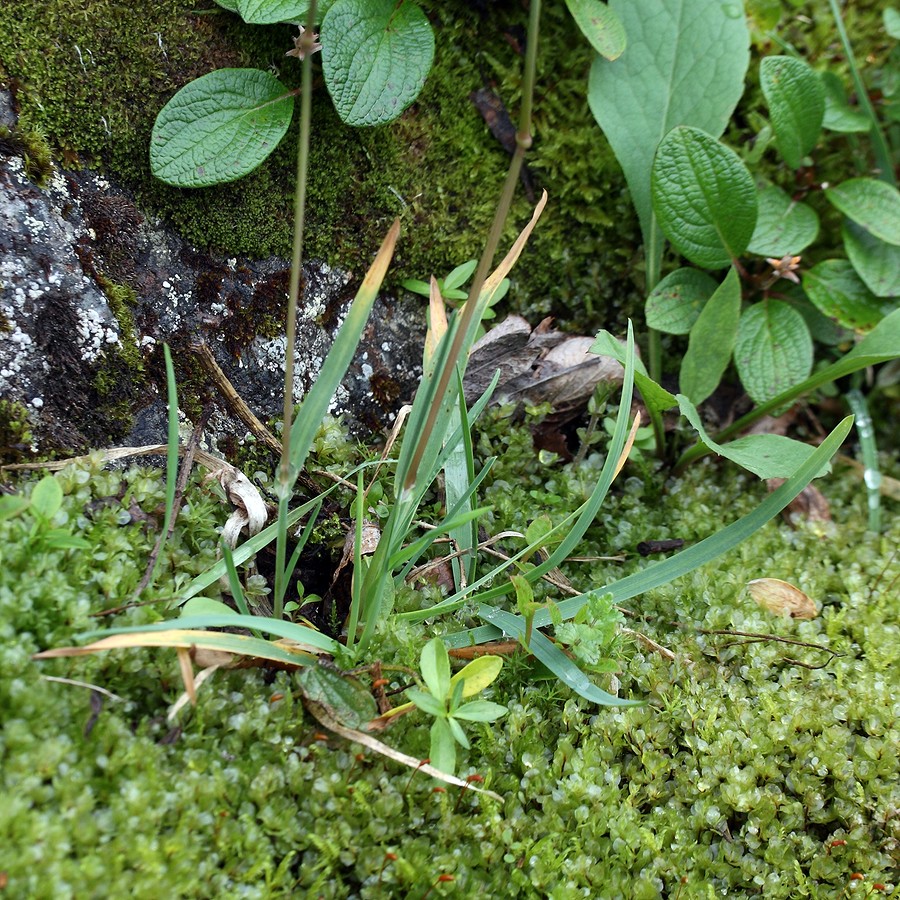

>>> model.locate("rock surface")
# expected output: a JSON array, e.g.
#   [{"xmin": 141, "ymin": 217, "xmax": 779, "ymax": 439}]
[{"xmin": 0, "ymin": 134, "xmax": 426, "ymax": 463}]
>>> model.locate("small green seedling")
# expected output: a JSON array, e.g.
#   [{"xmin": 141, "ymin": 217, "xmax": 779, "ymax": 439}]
[
  {"xmin": 403, "ymin": 638, "xmax": 507, "ymax": 776},
  {"xmin": 4, "ymin": 475, "xmax": 91, "ymax": 552}
]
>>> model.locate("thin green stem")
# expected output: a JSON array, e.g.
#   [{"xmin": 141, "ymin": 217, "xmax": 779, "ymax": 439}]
[
  {"xmin": 827, "ymin": 0, "xmax": 896, "ymax": 186},
  {"xmin": 400, "ymin": 0, "xmax": 542, "ymax": 497},
  {"xmin": 275, "ymin": 0, "xmax": 318, "ymax": 619}
]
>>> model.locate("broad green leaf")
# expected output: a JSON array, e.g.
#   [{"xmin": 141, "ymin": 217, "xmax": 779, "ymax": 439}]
[
  {"xmin": 452, "ymin": 700, "xmax": 508, "ymax": 722},
  {"xmin": 151, "ymin": 70, "xmax": 294, "ymax": 187},
  {"xmin": 803, "ymin": 260, "xmax": 895, "ymax": 332},
  {"xmin": 843, "ymin": 222, "xmax": 900, "ymax": 298},
  {"xmin": 821, "ymin": 72, "xmax": 871, "ymax": 134},
  {"xmin": 747, "ymin": 185, "xmax": 819, "ymax": 257},
  {"xmin": 645, "ymin": 268, "xmax": 717, "ymax": 334},
  {"xmin": 885, "ymin": 7, "xmax": 900, "ymax": 39},
  {"xmin": 825, "ymin": 179, "xmax": 900, "ymax": 246},
  {"xmin": 565, "ymin": 0, "xmax": 626, "ymax": 60},
  {"xmin": 420, "ymin": 637, "xmax": 451, "ymax": 700},
  {"xmin": 588, "ymin": 0, "xmax": 749, "ymax": 271},
  {"xmin": 449, "ymin": 656, "xmax": 503, "ymax": 698},
  {"xmin": 734, "ymin": 300, "xmax": 813, "ymax": 404},
  {"xmin": 296, "ymin": 664, "xmax": 377, "ymax": 728},
  {"xmin": 238, "ymin": 0, "xmax": 308, "ymax": 23},
  {"xmin": 760, "ymin": 56, "xmax": 825, "ymax": 169},
  {"xmin": 321, "ymin": 0, "xmax": 434, "ymax": 127},
  {"xmin": 214, "ymin": 0, "xmax": 241, "ymax": 12},
  {"xmin": 680, "ymin": 267, "xmax": 742, "ymax": 405},
  {"xmin": 430, "ymin": 717, "xmax": 456, "ymax": 774},
  {"xmin": 678, "ymin": 395, "xmax": 830, "ymax": 479},
  {"xmin": 652, "ymin": 127, "xmax": 757, "ymax": 269},
  {"xmin": 29, "ymin": 475, "xmax": 62, "ymax": 520}
]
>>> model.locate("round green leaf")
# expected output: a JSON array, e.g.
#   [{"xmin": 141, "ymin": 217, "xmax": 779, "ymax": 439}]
[
  {"xmin": 885, "ymin": 7, "xmax": 900, "ymax": 39},
  {"xmin": 321, "ymin": 0, "xmax": 434, "ymax": 127},
  {"xmin": 843, "ymin": 222, "xmax": 900, "ymax": 298},
  {"xmin": 652, "ymin": 126, "xmax": 757, "ymax": 269},
  {"xmin": 645, "ymin": 267, "xmax": 717, "ymax": 334},
  {"xmin": 565, "ymin": 0, "xmax": 626, "ymax": 61},
  {"xmin": 238, "ymin": 0, "xmax": 309, "ymax": 24},
  {"xmin": 803, "ymin": 260, "xmax": 895, "ymax": 332},
  {"xmin": 760, "ymin": 56, "xmax": 825, "ymax": 169},
  {"xmin": 150, "ymin": 69, "xmax": 294, "ymax": 187},
  {"xmin": 735, "ymin": 301, "xmax": 813, "ymax": 404},
  {"xmin": 825, "ymin": 178, "xmax": 900, "ymax": 246},
  {"xmin": 214, "ymin": 0, "xmax": 241, "ymax": 12},
  {"xmin": 747, "ymin": 184, "xmax": 819, "ymax": 257}
]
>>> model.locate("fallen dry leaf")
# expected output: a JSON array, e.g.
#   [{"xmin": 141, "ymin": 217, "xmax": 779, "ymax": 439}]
[{"xmin": 747, "ymin": 578, "xmax": 817, "ymax": 619}]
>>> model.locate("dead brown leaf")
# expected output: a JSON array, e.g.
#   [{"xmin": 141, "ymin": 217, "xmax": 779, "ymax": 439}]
[{"xmin": 747, "ymin": 578, "xmax": 817, "ymax": 619}]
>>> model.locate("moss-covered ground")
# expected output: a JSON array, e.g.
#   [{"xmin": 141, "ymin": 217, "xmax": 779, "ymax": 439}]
[{"xmin": 1, "ymin": 415, "xmax": 897, "ymax": 897}]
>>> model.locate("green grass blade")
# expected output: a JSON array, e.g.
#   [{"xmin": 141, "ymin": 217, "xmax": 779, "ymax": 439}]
[
  {"xmin": 477, "ymin": 606, "xmax": 642, "ymax": 707},
  {"xmin": 220, "ymin": 541, "xmax": 252, "ymax": 618},
  {"xmin": 445, "ymin": 415, "xmax": 854, "ymax": 649},
  {"xmin": 287, "ymin": 220, "xmax": 399, "ymax": 484},
  {"xmin": 444, "ymin": 369, "xmax": 477, "ymax": 587},
  {"xmin": 79, "ymin": 614, "xmax": 340, "ymax": 653},
  {"xmin": 846, "ymin": 389, "xmax": 881, "ymax": 532}
]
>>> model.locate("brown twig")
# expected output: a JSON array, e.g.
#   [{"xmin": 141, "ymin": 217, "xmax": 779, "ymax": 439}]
[
  {"xmin": 697, "ymin": 628, "xmax": 841, "ymax": 669},
  {"xmin": 191, "ymin": 341, "xmax": 282, "ymax": 455}
]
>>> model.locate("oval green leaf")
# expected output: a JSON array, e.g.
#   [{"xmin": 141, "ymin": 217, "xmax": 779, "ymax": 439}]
[
  {"xmin": 588, "ymin": 0, "xmax": 750, "ymax": 263},
  {"xmin": 645, "ymin": 267, "xmax": 717, "ymax": 334},
  {"xmin": 150, "ymin": 69, "xmax": 294, "ymax": 187},
  {"xmin": 821, "ymin": 72, "xmax": 871, "ymax": 134},
  {"xmin": 238, "ymin": 0, "xmax": 308, "ymax": 22},
  {"xmin": 565, "ymin": 0, "xmax": 626, "ymax": 60},
  {"xmin": 760, "ymin": 56, "xmax": 825, "ymax": 169},
  {"xmin": 30, "ymin": 475, "xmax": 63, "ymax": 520},
  {"xmin": 420, "ymin": 636, "xmax": 450, "ymax": 700},
  {"xmin": 321, "ymin": 0, "xmax": 434, "ymax": 127},
  {"xmin": 843, "ymin": 222, "xmax": 900, "ymax": 298},
  {"xmin": 652, "ymin": 126, "xmax": 757, "ymax": 269},
  {"xmin": 803, "ymin": 260, "xmax": 895, "ymax": 332},
  {"xmin": 450, "ymin": 655, "xmax": 503, "ymax": 698},
  {"xmin": 734, "ymin": 300, "xmax": 813, "ymax": 404},
  {"xmin": 679, "ymin": 267, "xmax": 742, "ymax": 405},
  {"xmin": 825, "ymin": 178, "xmax": 900, "ymax": 246},
  {"xmin": 747, "ymin": 184, "xmax": 819, "ymax": 257}
]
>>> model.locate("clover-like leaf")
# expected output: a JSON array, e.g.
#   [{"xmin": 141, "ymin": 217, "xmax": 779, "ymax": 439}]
[
  {"xmin": 321, "ymin": 0, "xmax": 434, "ymax": 127},
  {"xmin": 652, "ymin": 126, "xmax": 757, "ymax": 269},
  {"xmin": 150, "ymin": 69, "xmax": 294, "ymax": 187},
  {"xmin": 760, "ymin": 56, "xmax": 825, "ymax": 169}
]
